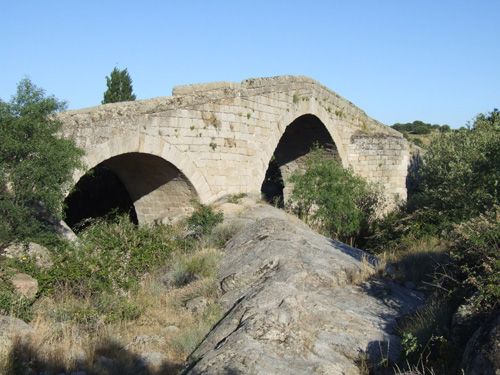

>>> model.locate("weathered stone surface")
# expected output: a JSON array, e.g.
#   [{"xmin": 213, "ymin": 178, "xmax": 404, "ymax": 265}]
[
  {"xmin": 10, "ymin": 273, "xmax": 38, "ymax": 299},
  {"xmin": 3, "ymin": 242, "xmax": 53, "ymax": 269},
  {"xmin": 461, "ymin": 314, "xmax": 500, "ymax": 375},
  {"xmin": 56, "ymin": 219, "xmax": 78, "ymax": 242},
  {"xmin": 186, "ymin": 205, "xmax": 423, "ymax": 374},
  {"xmin": 59, "ymin": 76, "xmax": 409, "ymax": 224}
]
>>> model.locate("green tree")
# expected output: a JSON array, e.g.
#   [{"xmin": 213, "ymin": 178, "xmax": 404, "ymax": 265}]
[
  {"xmin": 289, "ymin": 148, "xmax": 381, "ymax": 244},
  {"xmin": 409, "ymin": 109, "xmax": 499, "ymax": 227},
  {"xmin": 102, "ymin": 67, "xmax": 136, "ymax": 104},
  {"xmin": 0, "ymin": 79, "xmax": 83, "ymax": 247}
]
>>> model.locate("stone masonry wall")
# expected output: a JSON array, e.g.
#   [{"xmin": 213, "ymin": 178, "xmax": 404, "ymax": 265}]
[{"xmin": 59, "ymin": 76, "xmax": 409, "ymax": 223}]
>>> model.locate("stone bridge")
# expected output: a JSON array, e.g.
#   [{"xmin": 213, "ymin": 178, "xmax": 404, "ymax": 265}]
[{"xmin": 59, "ymin": 76, "xmax": 409, "ymax": 227}]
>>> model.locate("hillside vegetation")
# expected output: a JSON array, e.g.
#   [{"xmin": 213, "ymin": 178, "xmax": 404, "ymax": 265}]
[
  {"xmin": 391, "ymin": 120, "xmax": 451, "ymax": 148},
  {"xmin": 289, "ymin": 110, "xmax": 499, "ymax": 373}
]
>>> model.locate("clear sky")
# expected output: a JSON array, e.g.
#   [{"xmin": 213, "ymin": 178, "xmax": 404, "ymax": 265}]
[{"xmin": 1, "ymin": 0, "xmax": 499, "ymax": 128}]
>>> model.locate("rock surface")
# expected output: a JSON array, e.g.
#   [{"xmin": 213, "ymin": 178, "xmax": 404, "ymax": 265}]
[
  {"xmin": 3, "ymin": 242, "xmax": 53, "ymax": 269},
  {"xmin": 461, "ymin": 314, "xmax": 500, "ymax": 375},
  {"xmin": 185, "ymin": 205, "xmax": 423, "ymax": 374}
]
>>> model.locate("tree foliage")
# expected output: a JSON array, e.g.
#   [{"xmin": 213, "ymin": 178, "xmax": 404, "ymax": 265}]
[
  {"xmin": 449, "ymin": 208, "xmax": 499, "ymax": 312},
  {"xmin": 102, "ymin": 67, "xmax": 136, "ymax": 104},
  {"xmin": 392, "ymin": 120, "xmax": 451, "ymax": 135},
  {"xmin": 289, "ymin": 148, "xmax": 381, "ymax": 243},
  {"xmin": 0, "ymin": 79, "xmax": 83, "ymax": 247},
  {"xmin": 409, "ymin": 109, "xmax": 499, "ymax": 227}
]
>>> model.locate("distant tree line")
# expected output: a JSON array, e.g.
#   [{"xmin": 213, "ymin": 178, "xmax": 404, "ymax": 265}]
[{"xmin": 391, "ymin": 120, "xmax": 451, "ymax": 134}]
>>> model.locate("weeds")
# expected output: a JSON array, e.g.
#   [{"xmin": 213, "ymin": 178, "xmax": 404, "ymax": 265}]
[
  {"xmin": 0, "ymin": 203, "xmax": 231, "ymax": 373},
  {"xmin": 227, "ymin": 193, "xmax": 247, "ymax": 204},
  {"xmin": 171, "ymin": 248, "xmax": 221, "ymax": 287},
  {"xmin": 186, "ymin": 204, "xmax": 223, "ymax": 238}
]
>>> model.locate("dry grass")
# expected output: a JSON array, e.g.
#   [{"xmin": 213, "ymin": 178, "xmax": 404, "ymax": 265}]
[
  {"xmin": 0, "ymin": 247, "xmax": 223, "ymax": 374},
  {"xmin": 345, "ymin": 255, "xmax": 386, "ymax": 285},
  {"xmin": 381, "ymin": 236, "xmax": 449, "ymax": 286},
  {"xmin": 394, "ymin": 362, "xmax": 437, "ymax": 374}
]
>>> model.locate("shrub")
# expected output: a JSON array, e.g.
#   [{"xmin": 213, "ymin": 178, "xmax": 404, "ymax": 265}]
[
  {"xmin": 289, "ymin": 148, "xmax": 381, "ymax": 244},
  {"xmin": 186, "ymin": 204, "xmax": 223, "ymax": 238},
  {"xmin": 49, "ymin": 293, "xmax": 142, "ymax": 326},
  {"xmin": 409, "ymin": 111, "xmax": 499, "ymax": 228},
  {"xmin": 447, "ymin": 208, "xmax": 499, "ymax": 312},
  {"xmin": 3, "ymin": 215, "xmax": 189, "ymax": 301}
]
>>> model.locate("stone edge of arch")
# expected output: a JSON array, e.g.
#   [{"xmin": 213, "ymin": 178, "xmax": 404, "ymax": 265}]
[
  {"xmin": 255, "ymin": 102, "xmax": 350, "ymax": 189},
  {"xmin": 72, "ymin": 134, "xmax": 213, "ymax": 203}
]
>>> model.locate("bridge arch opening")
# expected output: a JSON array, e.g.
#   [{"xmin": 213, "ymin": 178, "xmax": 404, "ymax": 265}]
[
  {"xmin": 64, "ymin": 152, "xmax": 197, "ymax": 231},
  {"xmin": 261, "ymin": 114, "xmax": 340, "ymax": 207}
]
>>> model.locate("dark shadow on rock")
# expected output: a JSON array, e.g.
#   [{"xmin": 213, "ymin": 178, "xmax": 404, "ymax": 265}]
[
  {"xmin": 328, "ymin": 239, "xmax": 379, "ymax": 265},
  {"xmin": 7, "ymin": 336, "xmax": 183, "ymax": 375},
  {"xmin": 357, "ymin": 280, "xmax": 425, "ymax": 371}
]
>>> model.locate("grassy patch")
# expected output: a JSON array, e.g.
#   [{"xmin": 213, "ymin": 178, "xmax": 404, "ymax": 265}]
[
  {"xmin": 0, "ymin": 203, "xmax": 234, "ymax": 373},
  {"xmin": 227, "ymin": 193, "xmax": 247, "ymax": 204},
  {"xmin": 170, "ymin": 248, "xmax": 221, "ymax": 287}
]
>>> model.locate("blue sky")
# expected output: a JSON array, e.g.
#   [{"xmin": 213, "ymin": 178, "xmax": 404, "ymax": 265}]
[{"xmin": 1, "ymin": 1, "xmax": 499, "ymax": 127}]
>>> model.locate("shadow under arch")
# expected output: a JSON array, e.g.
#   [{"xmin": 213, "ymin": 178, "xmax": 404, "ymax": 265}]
[
  {"xmin": 261, "ymin": 114, "xmax": 340, "ymax": 206},
  {"xmin": 64, "ymin": 152, "xmax": 198, "ymax": 231}
]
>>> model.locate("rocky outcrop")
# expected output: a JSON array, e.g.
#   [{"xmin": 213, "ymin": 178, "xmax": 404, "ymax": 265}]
[
  {"xmin": 185, "ymin": 205, "xmax": 423, "ymax": 374},
  {"xmin": 461, "ymin": 313, "xmax": 500, "ymax": 375},
  {"xmin": 3, "ymin": 242, "xmax": 53, "ymax": 269}
]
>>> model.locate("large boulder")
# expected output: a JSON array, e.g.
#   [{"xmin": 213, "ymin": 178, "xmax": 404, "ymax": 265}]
[
  {"xmin": 185, "ymin": 205, "xmax": 423, "ymax": 374},
  {"xmin": 461, "ymin": 313, "xmax": 500, "ymax": 375},
  {"xmin": 3, "ymin": 242, "xmax": 53, "ymax": 269}
]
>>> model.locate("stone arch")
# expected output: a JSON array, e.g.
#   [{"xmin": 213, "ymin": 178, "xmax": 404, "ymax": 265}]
[
  {"xmin": 73, "ymin": 133, "xmax": 212, "ymax": 203},
  {"xmin": 65, "ymin": 152, "xmax": 199, "ymax": 228},
  {"xmin": 260, "ymin": 112, "xmax": 343, "ymax": 205},
  {"xmin": 269, "ymin": 103, "xmax": 349, "ymax": 168},
  {"xmin": 65, "ymin": 134, "xmax": 211, "ymax": 229}
]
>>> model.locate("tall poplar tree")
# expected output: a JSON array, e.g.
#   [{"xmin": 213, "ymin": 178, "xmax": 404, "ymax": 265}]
[{"xmin": 102, "ymin": 67, "xmax": 136, "ymax": 104}]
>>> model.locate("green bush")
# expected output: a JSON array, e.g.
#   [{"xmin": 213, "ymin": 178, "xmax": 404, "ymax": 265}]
[
  {"xmin": 376, "ymin": 110, "xmax": 500, "ymax": 372},
  {"xmin": 4, "ymin": 215, "xmax": 189, "ymax": 296},
  {"xmin": 289, "ymin": 148, "xmax": 381, "ymax": 244},
  {"xmin": 448, "ymin": 208, "xmax": 499, "ymax": 312},
  {"xmin": 187, "ymin": 204, "xmax": 223, "ymax": 238},
  {"xmin": 409, "ymin": 110, "xmax": 499, "ymax": 227},
  {"xmin": 0, "ymin": 215, "xmax": 193, "ymax": 322}
]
